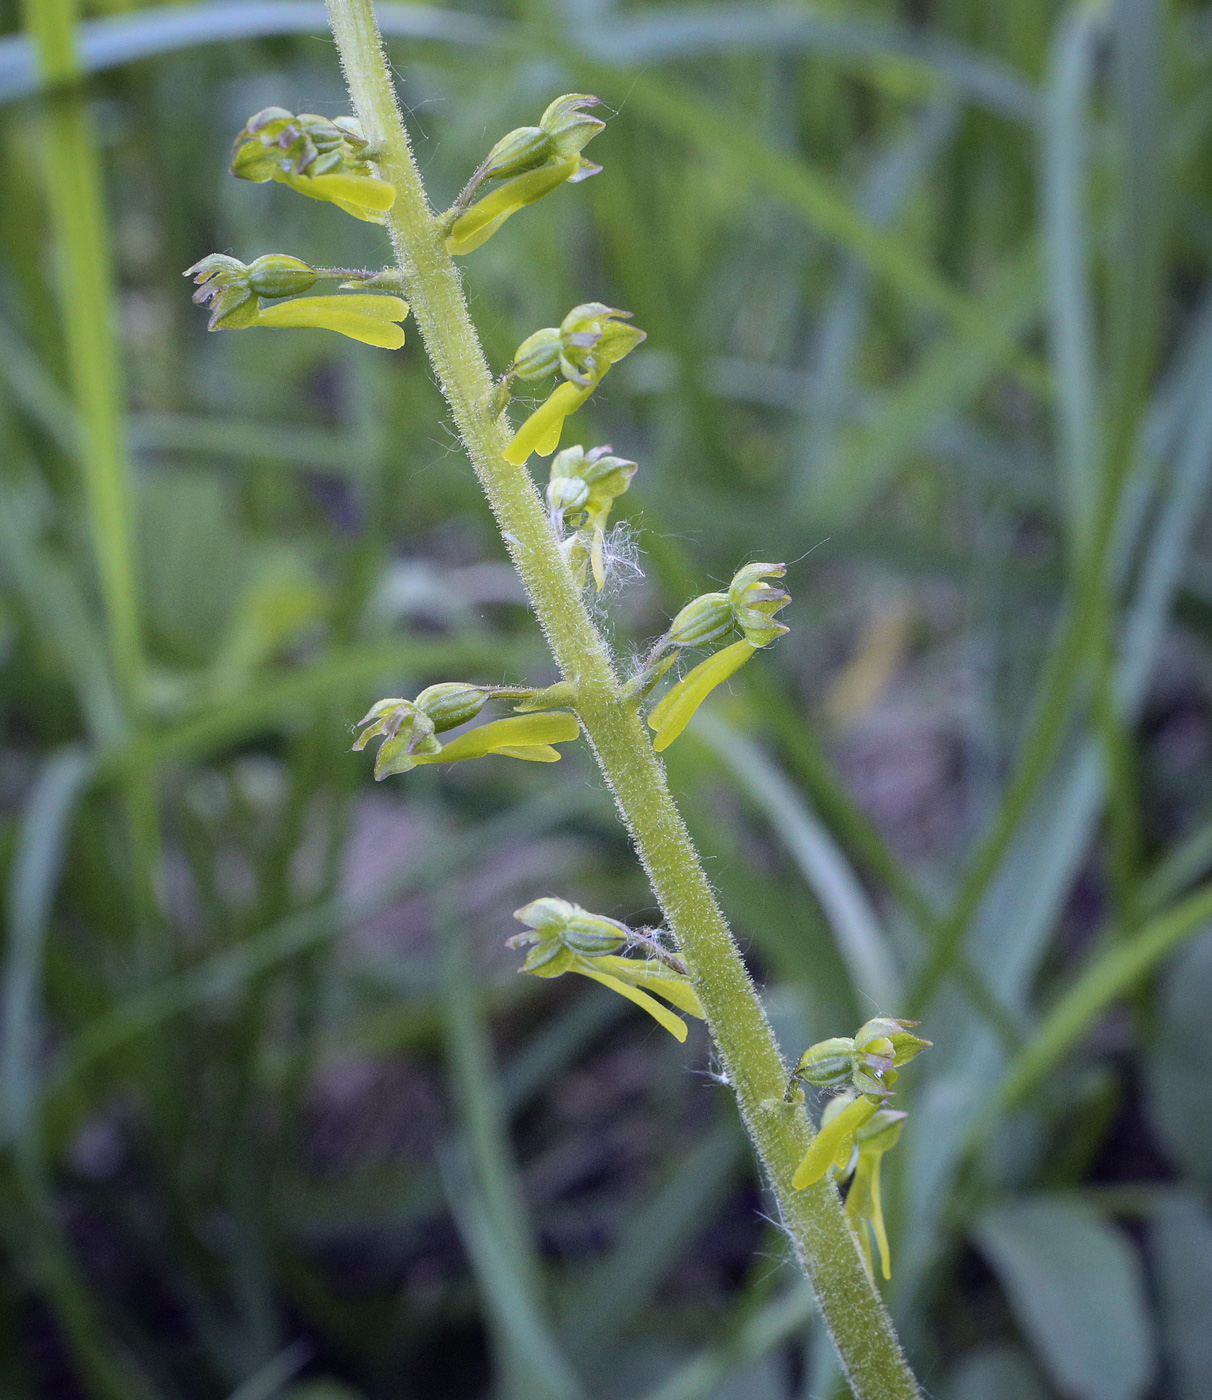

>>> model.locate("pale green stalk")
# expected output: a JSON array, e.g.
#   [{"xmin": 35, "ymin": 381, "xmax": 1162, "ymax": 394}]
[
  {"xmin": 21, "ymin": 0, "xmax": 143, "ymax": 712},
  {"xmin": 323, "ymin": 3, "xmax": 920, "ymax": 1394}
]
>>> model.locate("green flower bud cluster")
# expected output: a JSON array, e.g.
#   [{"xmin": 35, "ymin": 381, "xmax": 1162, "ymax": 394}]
[
  {"xmin": 352, "ymin": 683, "xmax": 580, "ymax": 779},
  {"xmin": 231, "ymin": 107, "xmax": 395, "ymax": 222},
  {"xmin": 788, "ymin": 1018, "xmax": 931, "ymax": 1101},
  {"xmin": 786, "ymin": 1017, "xmax": 930, "ymax": 1281},
  {"xmin": 184, "ymin": 255, "xmax": 409, "ymax": 348},
  {"xmin": 508, "ymin": 899, "xmax": 703, "ymax": 1041},
  {"xmin": 503, "ymin": 304, "xmax": 646, "ymax": 463},
  {"xmin": 446, "ymin": 95, "xmax": 606, "ymax": 256},
  {"xmin": 625, "ymin": 564, "xmax": 791, "ymax": 752},
  {"xmin": 546, "ymin": 444, "xmax": 638, "ymax": 590},
  {"xmin": 667, "ymin": 563, "xmax": 790, "ymax": 651}
]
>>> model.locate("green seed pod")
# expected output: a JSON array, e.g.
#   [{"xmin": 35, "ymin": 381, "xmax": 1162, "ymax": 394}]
[
  {"xmin": 513, "ymin": 327, "xmax": 563, "ymax": 380},
  {"xmin": 793, "ymin": 1037, "xmax": 858, "ymax": 1092},
  {"xmin": 668, "ymin": 592, "xmax": 733, "ymax": 649},
  {"xmin": 480, "ymin": 124, "xmax": 553, "ymax": 181},
  {"xmin": 414, "ymin": 683, "xmax": 487, "ymax": 733},
  {"xmin": 561, "ymin": 909, "xmax": 629, "ymax": 956},
  {"xmin": 245, "ymin": 254, "xmax": 319, "ymax": 299}
]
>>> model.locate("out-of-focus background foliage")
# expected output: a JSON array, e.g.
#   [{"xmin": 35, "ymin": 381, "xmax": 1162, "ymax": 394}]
[{"xmin": 2, "ymin": 0, "xmax": 1212, "ymax": 1396}]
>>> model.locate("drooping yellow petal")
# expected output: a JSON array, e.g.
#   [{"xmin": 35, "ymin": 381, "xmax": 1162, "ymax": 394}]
[
  {"xmin": 416, "ymin": 711, "xmax": 580, "ymax": 764},
  {"xmin": 573, "ymin": 967, "xmax": 689, "ymax": 1041},
  {"xmin": 648, "ymin": 640, "xmax": 757, "ymax": 752},
  {"xmin": 255, "ymin": 294, "xmax": 408, "ymax": 348},
  {"xmin": 791, "ymin": 1096, "xmax": 878, "ymax": 1190},
  {"xmin": 505, "ymin": 381, "xmax": 593, "ymax": 464},
  {"xmin": 590, "ymin": 956, "xmax": 705, "ymax": 1019}
]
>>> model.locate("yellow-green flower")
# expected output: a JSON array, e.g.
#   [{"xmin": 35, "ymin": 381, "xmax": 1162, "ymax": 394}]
[
  {"xmin": 231, "ymin": 106, "xmax": 396, "ymax": 222},
  {"xmin": 446, "ymin": 95, "xmax": 606, "ymax": 255},
  {"xmin": 504, "ymin": 305, "xmax": 646, "ymax": 463}
]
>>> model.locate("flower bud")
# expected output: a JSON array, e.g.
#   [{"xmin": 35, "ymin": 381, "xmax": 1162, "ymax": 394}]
[
  {"xmin": 855, "ymin": 1016, "xmax": 932, "ymax": 1068},
  {"xmin": 513, "ymin": 896, "xmax": 576, "ymax": 936},
  {"xmin": 480, "ymin": 124, "xmax": 553, "ymax": 181},
  {"xmin": 231, "ymin": 107, "xmax": 392, "ymax": 223},
  {"xmin": 668, "ymin": 592, "xmax": 733, "ymax": 649},
  {"xmin": 414, "ymin": 683, "xmax": 487, "ymax": 733},
  {"xmin": 540, "ymin": 94, "xmax": 606, "ymax": 159}
]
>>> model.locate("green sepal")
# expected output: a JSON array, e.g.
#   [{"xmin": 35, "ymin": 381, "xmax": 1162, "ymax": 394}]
[
  {"xmin": 520, "ymin": 941, "xmax": 576, "ymax": 976},
  {"xmin": 648, "ymin": 640, "xmax": 757, "ymax": 752},
  {"xmin": 416, "ymin": 711, "xmax": 580, "ymax": 765}
]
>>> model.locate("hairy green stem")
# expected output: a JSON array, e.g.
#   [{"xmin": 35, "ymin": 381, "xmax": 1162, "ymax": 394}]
[{"xmin": 324, "ymin": 3, "xmax": 919, "ymax": 1394}]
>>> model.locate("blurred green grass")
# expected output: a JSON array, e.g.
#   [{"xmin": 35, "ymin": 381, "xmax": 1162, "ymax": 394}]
[{"xmin": 3, "ymin": 0, "xmax": 1212, "ymax": 1397}]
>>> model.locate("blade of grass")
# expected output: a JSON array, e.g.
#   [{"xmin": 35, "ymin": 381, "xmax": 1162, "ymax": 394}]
[
  {"xmin": 796, "ymin": 97, "xmax": 959, "ymax": 495},
  {"xmin": 439, "ymin": 1156, "xmax": 586, "ymax": 1400},
  {"xmin": 21, "ymin": 0, "xmax": 142, "ymax": 713},
  {"xmin": 561, "ymin": 1117, "xmax": 745, "ymax": 1363},
  {"xmin": 636, "ymin": 1284, "xmax": 815, "ymax": 1400},
  {"xmin": 693, "ymin": 714, "xmax": 901, "ymax": 1012},
  {"xmin": 997, "ymin": 877, "xmax": 1212, "ymax": 1113},
  {"xmin": 573, "ymin": 67, "xmax": 1047, "ymax": 396},
  {"xmin": 1042, "ymin": 3, "xmax": 1103, "ymax": 560},
  {"xmin": 801, "ymin": 240, "xmax": 1041, "ymax": 525},
  {"xmin": 46, "ymin": 786, "xmax": 590, "ymax": 1122},
  {"xmin": 1, "ymin": 747, "xmax": 94, "ymax": 1145}
]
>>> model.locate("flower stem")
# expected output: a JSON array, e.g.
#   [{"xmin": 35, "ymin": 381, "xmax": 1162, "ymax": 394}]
[{"xmin": 324, "ymin": 4, "xmax": 920, "ymax": 1393}]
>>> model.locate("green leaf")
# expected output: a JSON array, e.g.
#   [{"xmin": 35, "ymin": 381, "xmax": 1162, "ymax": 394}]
[
  {"xmin": 1147, "ymin": 1194, "xmax": 1212, "ymax": 1400},
  {"xmin": 943, "ymin": 1345, "xmax": 1051, "ymax": 1400},
  {"xmin": 419, "ymin": 711, "xmax": 581, "ymax": 765},
  {"xmin": 974, "ymin": 1197, "xmax": 1156, "ymax": 1400},
  {"xmin": 1145, "ymin": 927, "xmax": 1212, "ymax": 1187},
  {"xmin": 648, "ymin": 641, "xmax": 756, "ymax": 751}
]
